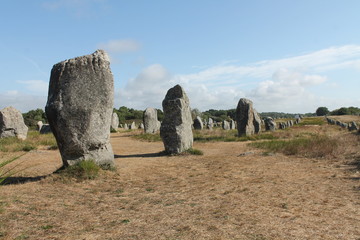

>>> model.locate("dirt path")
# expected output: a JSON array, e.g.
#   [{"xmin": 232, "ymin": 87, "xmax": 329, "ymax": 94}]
[{"xmin": 1, "ymin": 131, "xmax": 359, "ymax": 240}]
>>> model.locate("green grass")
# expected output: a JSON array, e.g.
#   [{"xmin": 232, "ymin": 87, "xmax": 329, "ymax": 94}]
[
  {"xmin": 0, "ymin": 131, "xmax": 57, "ymax": 152},
  {"xmin": 185, "ymin": 148, "xmax": 204, "ymax": 155},
  {"xmin": 133, "ymin": 133, "xmax": 162, "ymax": 142},
  {"xmin": 250, "ymin": 134, "xmax": 338, "ymax": 158},
  {"xmin": 56, "ymin": 160, "xmax": 101, "ymax": 181}
]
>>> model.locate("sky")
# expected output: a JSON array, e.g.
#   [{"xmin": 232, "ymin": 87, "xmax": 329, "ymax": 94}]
[{"xmin": 1, "ymin": 0, "xmax": 360, "ymax": 114}]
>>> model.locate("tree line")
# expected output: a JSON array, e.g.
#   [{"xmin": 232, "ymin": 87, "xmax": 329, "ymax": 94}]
[{"xmin": 22, "ymin": 106, "xmax": 359, "ymax": 128}]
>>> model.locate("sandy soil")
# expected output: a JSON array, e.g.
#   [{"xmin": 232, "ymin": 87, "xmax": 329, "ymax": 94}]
[{"xmin": 0, "ymin": 130, "xmax": 359, "ymax": 240}]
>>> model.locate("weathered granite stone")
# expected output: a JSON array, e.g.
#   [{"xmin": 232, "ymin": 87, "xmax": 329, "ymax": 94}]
[
  {"xmin": 230, "ymin": 120, "xmax": 236, "ymax": 130},
  {"xmin": 193, "ymin": 116, "xmax": 203, "ymax": 130},
  {"xmin": 207, "ymin": 117, "xmax": 214, "ymax": 130},
  {"xmin": 139, "ymin": 123, "xmax": 144, "ymax": 129},
  {"xmin": 143, "ymin": 108, "xmax": 160, "ymax": 133},
  {"xmin": 235, "ymin": 98, "xmax": 261, "ymax": 136},
  {"xmin": 348, "ymin": 121, "xmax": 358, "ymax": 131},
  {"xmin": 253, "ymin": 110, "xmax": 261, "ymax": 133},
  {"xmin": 111, "ymin": 112, "xmax": 119, "ymax": 130},
  {"xmin": 37, "ymin": 121, "xmax": 52, "ymax": 134},
  {"xmin": 160, "ymin": 85, "xmax": 193, "ymax": 154},
  {"xmin": 45, "ymin": 50, "xmax": 114, "ymax": 167},
  {"xmin": 222, "ymin": 120, "xmax": 230, "ymax": 130},
  {"xmin": 264, "ymin": 117, "xmax": 276, "ymax": 131},
  {"xmin": 0, "ymin": 106, "xmax": 28, "ymax": 140},
  {"xmin": 124, "ymin": 123, "xmax": 129, "ymax": 130},
  {"xmin": 129, "ymin": 122, "xmax": 136, "ymax": 129}
]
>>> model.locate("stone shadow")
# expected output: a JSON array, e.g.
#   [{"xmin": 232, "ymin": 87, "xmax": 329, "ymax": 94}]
[
  {"xmin": 1, "ymin": 175, "xmax": 48, "ymax": 185},
  {"xmin": 114, "ymin": 151, "xmax": 166, "ymax": 158}
]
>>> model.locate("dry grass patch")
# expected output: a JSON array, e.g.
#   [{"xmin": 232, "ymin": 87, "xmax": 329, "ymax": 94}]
[
  {"xmin": 0, "ymin": 131, "xmax": 57, "ymax": 152},
  {"xmin": 250, "ymin": 135, "xmax": 338, "ymax": 158}
]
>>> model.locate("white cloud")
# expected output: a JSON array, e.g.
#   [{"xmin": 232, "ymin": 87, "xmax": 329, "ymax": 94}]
[
  {"xmin": 116, "ymin": 64, "xmax": 173, "ymax": 110},
  {"xmin": 97, "ymin": 39, "xmax": 141, "ymax": 54},
  {"xmin": 17, "ymin": 80, "xmax": 49, "ymax": 93},
  {"xmin": 117, "ymin": 45, "xmax": 360, "ymax": 113},
  {"xmin": 0, "ymin": 91, "xmax": 47, "ymax": 113}
]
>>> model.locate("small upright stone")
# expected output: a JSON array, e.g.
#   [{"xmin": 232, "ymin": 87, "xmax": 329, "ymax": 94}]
[
  {"xmin": 45, "ymin": 50, "xmax": 114, "ymax": 167},
  {"xmin": 236, "ymin": 98, "xmax": 261, "ymax": 136},
  {"xmin": 111, "ymin": 113, "xmax": 119, "ymax": 130},
  {"xmin": 143, "ymin": 108, "xmax": 160, "ymax": 133},
  {"xmin": 37, "ymin": 121, "xmax": 51, "ymax": 134},
  {"xmin": 230, "ymin": 119, "xmax": 236, "ymax": 130},
  {"xmin": 207, "ymin": 118, "xmax": 214, "ymax": 130},
  {"xmin": 264, "ymin": 117, "xmax": 276, "ymax": 131},
  {"xmin": 160, "ymin": 85, "xmax": 193, "ymax": 154},
  {"xmin": 0, "ymin": 106, "xmax": 28, "ymax": 140},
  {"xmin": 222, "ymin": 120, "xmax": 230, "ymax": 130},
  {"xmin": 129, "ymin": 122, "xmax": 136, "ymax": 129},
  {"xmin": 193, "ymin": 116, "xmax": 203, "ymax": 130}
]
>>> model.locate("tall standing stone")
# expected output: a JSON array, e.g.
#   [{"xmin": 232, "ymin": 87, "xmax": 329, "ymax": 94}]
[
  {"xmin": 193, "ymin": 116, "xmax": 203, "ymax": 130},
  {"xmin": 0, "ymin": 106, "xmax": 28, "ymax": 140},
  {"xmin": 45, "ymin": 50, "xmax": 114, "ymax": 167},
  {"xmin": 236, "ymin": 98, "xmax": 261, "ymax": 136},
  {"xmin": 143, "ymin": 107, "xmax": 160, "ymax": 133},
  {"xmin": 111, "ymin": 112, "xmax": 119, "ymax": 130},
  {"xmin": 160, "ymin": 85, "xmax": 193, "ymax": 154}
]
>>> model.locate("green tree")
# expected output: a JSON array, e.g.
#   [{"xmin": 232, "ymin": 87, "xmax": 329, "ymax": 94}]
[
  {"xmin": 23, "ymin": 108, "xmax": 47, "ymax": 128},
  {"xmin": 316, "ymin": 107, "xmax": 330, "ymax": 116}
]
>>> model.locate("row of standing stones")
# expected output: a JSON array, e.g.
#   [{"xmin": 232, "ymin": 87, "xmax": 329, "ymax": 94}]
[{"xmin": 1, "ymin": 50, "xmax": 358, "ymax": 168}]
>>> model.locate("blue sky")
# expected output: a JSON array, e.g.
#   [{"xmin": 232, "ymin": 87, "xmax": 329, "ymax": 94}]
[{"xmin": 1, "ymin": 0, "xmax": 360, "ymax": 113}]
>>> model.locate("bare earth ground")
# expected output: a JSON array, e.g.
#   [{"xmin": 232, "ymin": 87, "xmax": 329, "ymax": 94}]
[{"xmin": 1, "ymin": 127, "xmax": 360, "ymax": 240}]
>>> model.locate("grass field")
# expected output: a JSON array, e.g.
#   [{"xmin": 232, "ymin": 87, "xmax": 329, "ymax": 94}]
[{"xmin": 0, "ymin": 117, "xmax": 359, "ymax": 239}]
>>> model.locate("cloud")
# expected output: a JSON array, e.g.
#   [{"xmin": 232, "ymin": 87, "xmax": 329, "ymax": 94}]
[
  {"xmin": 97, "ymin": 39, "xmax": 141, "ymax": 54},
  {"xmin": 0, "ymin": 91, "xmax": 47, "ymax": 113},
  {"xmin": 117, "ymin": 64, "xmax": 173, "ymax": 109},
  {"xmin": 17, "ymin": 80, "xmax": 49, "ymax": 93},
  {"xmin": 117, "ymin": 45, "xmax": 360, "ymax": 113}
]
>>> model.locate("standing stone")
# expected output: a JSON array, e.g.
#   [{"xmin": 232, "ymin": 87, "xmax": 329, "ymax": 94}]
[
  {"xmin": 207, "ymin": 118, "xmax": 214, "ymax": 130},
  {"xmin": 264, "ymin": 117, "xmax": 276, "ymax": 131},
  {"xmin": 348, "ymin": 121, "xmax": 358, "ymax": 131},
  {"xmin": 129, "ymin": 122, "xmax": 136, "ymax": 129},
  {"xmin": 160, "ymin": 85, "xmax": 193, "ymax": 154},
  {"xmin": 230, "ymin": 120, "xmax": 236, "ymax": 130},
  {"xmin": 124, "ymin": 123, "xmax": 129, "ymax": 130},
  {"xmin": 139, "ymin": 123, "xmax": 145, "ymax": 129},
  {"xmin": 111, "ymin": 112, "xmax": 119, "ymax": 130},
  {"xmin": 236, "ymin": 98, "xmax": 261, "ymax": 136},
  {"xmin": 193, "ymin": 116, "xmax": 203, "ymax": 130},
  {"xmin": 45, "ymin": 50, "xmax": 114, "ymax": 167},
  {"xmin": 143, "ymin": 108, "xmax": 160, "ymax": 133},
  {"xmin": 37, "ymin": 121, "xmax": 52, "ymax": 134},
  {"xmin": 222, "ymin": 120, "xmax": 230, "ymax": 130},
  {"xmin": 0, "ymin": 106, "xmax": 28, "ymax": 140},
  {"xmin": 253, "ymin": 110, "xmax": 261, "ymax": 133}
]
